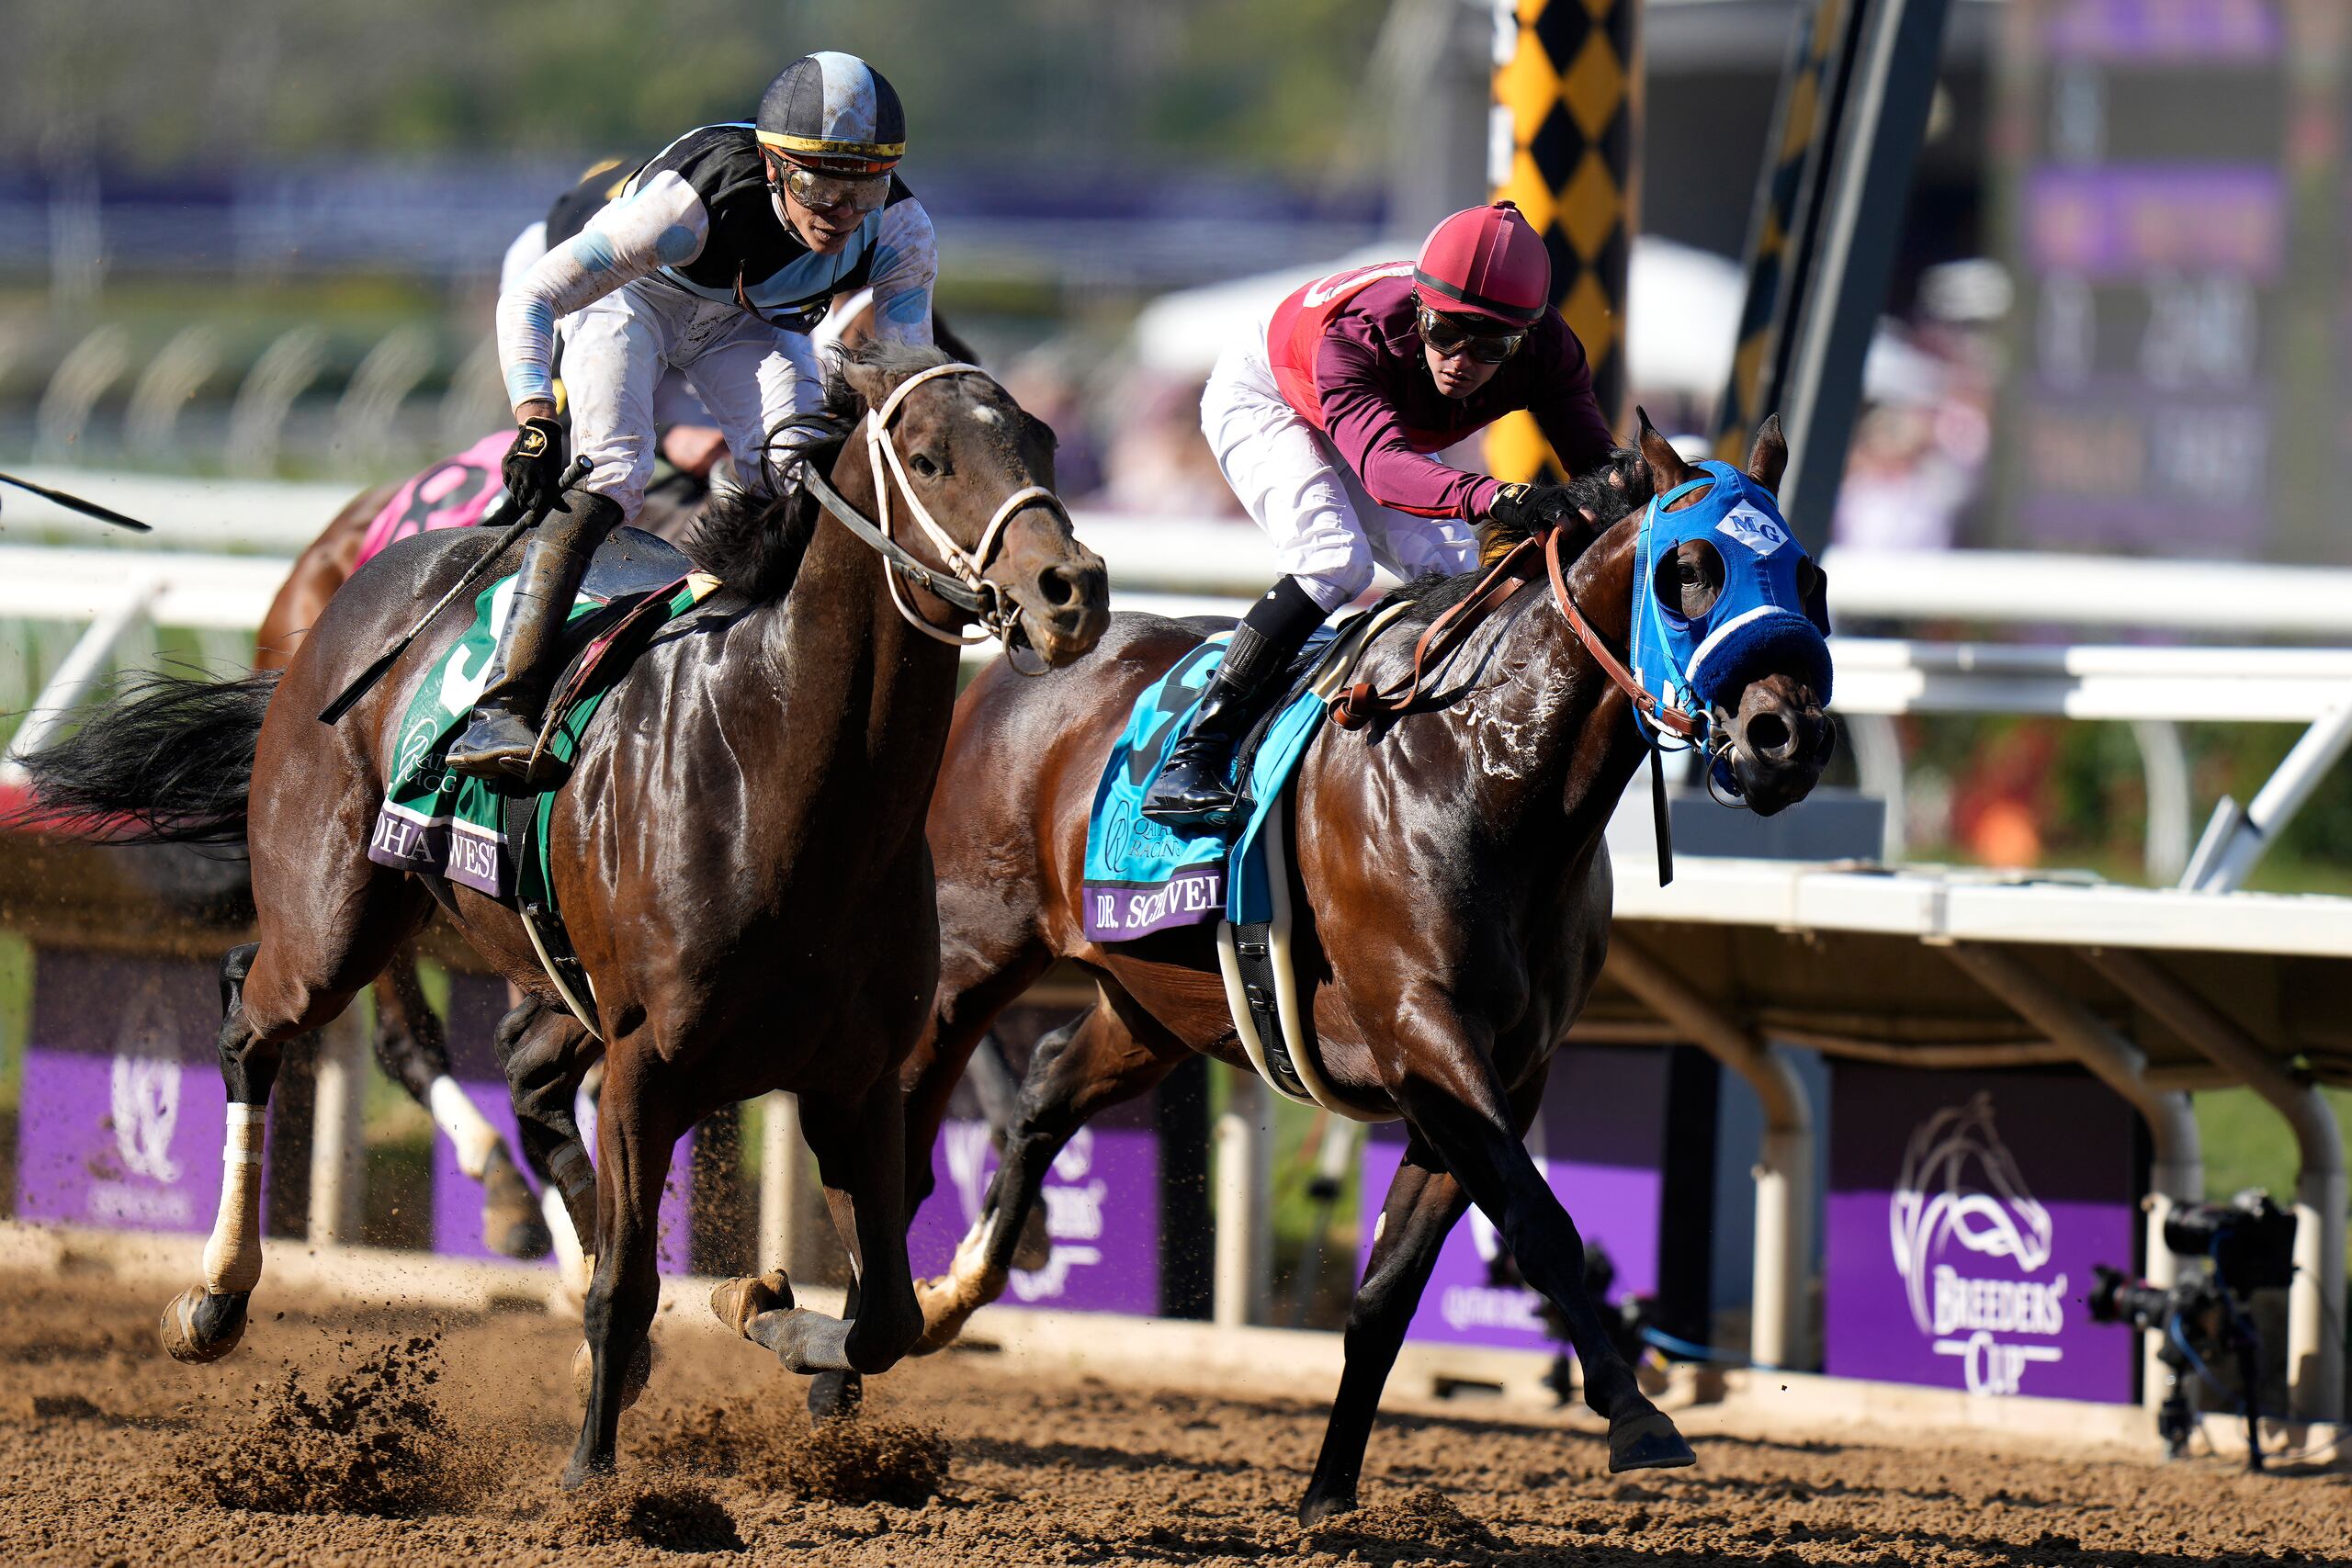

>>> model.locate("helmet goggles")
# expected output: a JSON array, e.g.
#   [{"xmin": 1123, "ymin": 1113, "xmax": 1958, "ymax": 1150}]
[
  {"xmin": 1416, "ymin": 301, "xmax": 1526, "ymax": 365},
  {"xmin": 768, "ymin": 158, "xmax": 890, "ymax": 217}
]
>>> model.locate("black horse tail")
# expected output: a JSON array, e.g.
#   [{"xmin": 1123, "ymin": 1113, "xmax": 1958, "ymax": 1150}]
[{"xmin": 10, "ymin": 670, "xmax": 279, "ymax": 847}]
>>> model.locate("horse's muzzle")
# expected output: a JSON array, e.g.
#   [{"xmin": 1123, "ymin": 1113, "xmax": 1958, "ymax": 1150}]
[
  {"xmin": 1715, "ymin": 675, "xmax": 1833, "ymax": 816},
  {"xmin": 998, "ymin": 544, "xmax": 1108, "ymax": 670}
]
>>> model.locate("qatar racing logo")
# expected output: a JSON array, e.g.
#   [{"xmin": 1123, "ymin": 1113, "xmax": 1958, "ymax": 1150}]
[{"xmin": 1888, "ymin": 1094, "xmax": 2052, "ymax": 1335}]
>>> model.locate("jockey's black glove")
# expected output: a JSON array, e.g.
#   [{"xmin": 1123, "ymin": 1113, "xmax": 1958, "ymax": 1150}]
[
  {"xmin": 1485, "ymin": 479, "xmax": 1578, "ymax": 534},
  {"xmin": 503, "ymin": 416, "xmax": 571, "ymax": 518}
]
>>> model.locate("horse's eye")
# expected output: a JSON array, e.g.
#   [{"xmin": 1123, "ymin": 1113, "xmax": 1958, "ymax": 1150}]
[{"xmin": 910, "ymin": 453, "xmax": 940, "ymax": 479}]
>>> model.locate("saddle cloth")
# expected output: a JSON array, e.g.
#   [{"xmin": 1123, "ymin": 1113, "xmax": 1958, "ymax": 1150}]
[
  {"xmin": 366, "ymin": 526, "xmax": 721, "ymax": 903},
  {"xmin": 1080, "ymin": 602, "xmax": 1412, "ymax": 1122}
]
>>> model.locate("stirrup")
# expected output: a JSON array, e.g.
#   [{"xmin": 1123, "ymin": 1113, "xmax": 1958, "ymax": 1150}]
[
  {"xmin": 447, "ymin": 707, "xmax": 552, "ymax": 785},
  {"xmin": 1142, "ymin": 768, "xmax": 1240, "ymax": 827}
]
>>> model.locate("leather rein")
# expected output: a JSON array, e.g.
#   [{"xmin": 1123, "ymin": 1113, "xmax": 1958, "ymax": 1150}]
[
  {"xmin": 1332, "ymin": 522, "xmax": 1703, "ymax": 742},
  {"xmin": 797, "ymin": 360, "xmax": 1067, "ymax": 660}
]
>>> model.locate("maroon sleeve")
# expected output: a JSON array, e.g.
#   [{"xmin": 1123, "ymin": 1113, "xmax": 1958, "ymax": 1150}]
[
  {"xmin": 1313, "ymin": 335, "xmax": 1500, "ymax": 521},
  {"xmin": 1525, "ymin": 315, "xmax": 1616, "ymax": 478}
]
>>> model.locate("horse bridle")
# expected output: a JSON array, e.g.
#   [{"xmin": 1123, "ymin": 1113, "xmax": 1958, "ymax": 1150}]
[{"xmin": 797, "ymin": 360, "xmax": 1068, "ymax": 660}]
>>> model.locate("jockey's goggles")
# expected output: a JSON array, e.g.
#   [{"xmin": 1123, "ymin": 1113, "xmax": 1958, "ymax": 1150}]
[
  {"xmin": 1416, "ymin": 304, "xmax": 1526, "ymax": 364},
  {"xmin": 772, "ymin": 161, "xmax": 891, "ymax": 217}
]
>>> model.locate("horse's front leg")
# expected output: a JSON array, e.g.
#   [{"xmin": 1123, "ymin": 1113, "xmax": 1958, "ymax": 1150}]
[
  {"xmin": 723, "ymin": 1077, "xmax": 922, "ymax": 1377},
  {"xmin": 1395, "ymin": 1026, "xmax": 1694, "ymax": 1474},
  {"xmin": 911, "ymin": 996, "xmax": 1179, "ymax": 1352},
  {"xmin": 1297, "ymin": 1130, "xmax": 1469, "ymax": 1525},
  {"xmin": 561, "ymin": 1047, "xmax": 668, "ymax": 1489}
]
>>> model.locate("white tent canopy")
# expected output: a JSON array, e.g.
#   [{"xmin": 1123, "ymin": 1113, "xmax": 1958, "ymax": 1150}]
[{"xmin": 1127, "ymin": 236, "xmax": 1944, "ymax": 406}]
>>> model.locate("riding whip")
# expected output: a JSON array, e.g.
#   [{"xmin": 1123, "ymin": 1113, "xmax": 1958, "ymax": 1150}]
[
  {"xmin": 0, "ymin": 470, "xmax": 153, "ymax": 532},
  {"xmin": 317, "ymin": 456, "xmax": 591, "ymax": 725}
]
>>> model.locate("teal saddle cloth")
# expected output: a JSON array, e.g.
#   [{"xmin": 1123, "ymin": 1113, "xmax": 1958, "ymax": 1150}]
[{"xmin": 1080, "ymin": 626, "xmax": 1338, "ymax": 943}]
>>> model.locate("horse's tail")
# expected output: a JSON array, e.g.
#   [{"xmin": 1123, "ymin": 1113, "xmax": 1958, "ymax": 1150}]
[{"xmin": 9, "ymin": 670, "xmax": 278, "ymax": 847}]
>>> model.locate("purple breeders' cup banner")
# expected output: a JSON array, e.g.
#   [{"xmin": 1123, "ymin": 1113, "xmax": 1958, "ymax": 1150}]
[
  {"xmin": 907, "ymin": 1094, "xmax": 1160, "ymax": 1315},
  {"xmin": 1362, "ymin": 1046, "xmax": 1668, "ymax": 1351},
  {"xmin": 15, "ymin": 951, "xmax": 290, "ymax": 1235},
  {"xmin": 429, "ymin": 974, "xmax": 691, "ymax": 1271},
  {"xmin": 2045, "ymin": 0, "xmax": 2280, "ymax": 65},
  {"xmin": 2026, "ymin": 166, "xmax": 2283, "ymax": 283},
  {"xmin": 1824, "ymin": 1064, "xmax": 2137, "ymax": 1404}
]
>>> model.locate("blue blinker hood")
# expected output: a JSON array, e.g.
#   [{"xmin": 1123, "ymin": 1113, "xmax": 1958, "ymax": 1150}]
[{"xmin": 1630, "ymin": 459, "xmax": 1833, "ymax": 746}]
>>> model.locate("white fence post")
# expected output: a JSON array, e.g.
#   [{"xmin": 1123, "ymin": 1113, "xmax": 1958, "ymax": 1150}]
[
  {"xmin": 306, "ymin": 1012, "xmax": 369, "ymax": 1247},
  {"xmin": 1213, "ymin": 1067, "xmax": 1273, "ymax": 1329}
]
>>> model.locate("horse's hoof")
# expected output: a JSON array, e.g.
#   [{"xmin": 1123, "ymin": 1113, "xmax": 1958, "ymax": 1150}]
[
  {"xmin": 571, "ymin": 1337, "xmax": 653, "ymax": 1411},
  {"xmin": 481, "ymin": 1147, "xmax": 553, "ymax": 1260},
  {"xmin": 1296, "ymin": 1490, "xmax": 1356, "ymax": 1528},
  {"xmin": 560, "ymin": 1453, "xmax": 615, "ymax": 1493},
  {"xmin": 808, "ymin": 1370, "xmax": 864, "ymax": 1423},
  {"xmin": 1607, "ymin": 1407, "xmax": 1696, "ymax": 1472},
  {"xmin": 158, "ymin": 1287, "xmax": 247, "ymax": 1365},
  {"xmin": 709, "ymin": 1269, "xmax": 793, "ymax": 1340},
  {"xmin": 1012, "ymin": 1202, "xmax": 1053, "ymax": 1272}
]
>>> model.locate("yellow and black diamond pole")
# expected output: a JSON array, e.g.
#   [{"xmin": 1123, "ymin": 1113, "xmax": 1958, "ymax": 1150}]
[
  {"xmin": 1487, "ymin": 0, "xmax": 1640, "ymax": 485},
  {"xmin": 1711, "ymin": 0, "xmax": 1852, "ymax": 467}
]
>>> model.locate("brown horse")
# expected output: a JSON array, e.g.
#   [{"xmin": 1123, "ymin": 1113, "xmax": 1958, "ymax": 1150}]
[
  {"xmin": 860, "ymin": 418, "xmax": 1831, "ymax": 1523},
  {"xmin": 238, "ymin": 294, "xmax": 974, "ymax": 1263},
  {"xmin": 17, "ymin": 341, "xmax": 1109, "ymax": 1485},
  {"xmin": 244, "ymin": 456, "xmax": 710, "ymax": 1266}
]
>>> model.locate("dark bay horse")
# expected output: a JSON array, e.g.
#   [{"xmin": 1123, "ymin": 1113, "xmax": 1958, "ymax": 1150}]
[
  {"xmin": 232, "ymin": 291, "xmax": 967, "ymax": 1264},
  {"xmin": 865, "ymin": 418, "xmax": 1831, "ymax": 1523},
  {"xmin": 17, "ymin": 341, "xmax": 1109, "ymax": 1485},
  {"xmin": 243, "ymin": 451, "xmax": 709, "ymax": 1268}
]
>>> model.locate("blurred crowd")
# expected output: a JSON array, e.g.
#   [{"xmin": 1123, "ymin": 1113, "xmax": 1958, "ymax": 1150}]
[{"xmin": 1016, "ymin": 255, "xmax": 2006, "ymax": 553}]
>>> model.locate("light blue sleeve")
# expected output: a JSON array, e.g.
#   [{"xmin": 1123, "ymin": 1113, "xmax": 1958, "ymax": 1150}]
[
  {"xmin": 866, "ymin": 199, "xmax": 938, "ymax": 347},
  {"xmin": 494, "ymin": 171, "xmax": 709, "ymax": 410}
]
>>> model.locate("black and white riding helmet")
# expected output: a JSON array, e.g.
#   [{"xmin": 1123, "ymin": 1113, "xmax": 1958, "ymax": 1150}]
[{"xmin": 757, "ymin": 52, "xmax": 906, "ymax": 214}]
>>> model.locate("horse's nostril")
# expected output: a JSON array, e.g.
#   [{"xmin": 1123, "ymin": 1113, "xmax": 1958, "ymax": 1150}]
[
  {"xmin": 1746, "ymin": 711, "xmax": 1792, "ymax": 757},
  {"xmin": 1039, "ymin": 564, "xmax": 1083, "ymax": 609}
]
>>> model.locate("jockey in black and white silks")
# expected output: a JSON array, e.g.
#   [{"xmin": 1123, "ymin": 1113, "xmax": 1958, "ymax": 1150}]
[{"xmin": 448, "ymin": 51, "xmax": 937, "ymax": 782}]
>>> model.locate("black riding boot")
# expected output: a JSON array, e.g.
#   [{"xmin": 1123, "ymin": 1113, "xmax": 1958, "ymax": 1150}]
[
  {"xmin": 1142, "ymin": 577, "xmax": 1327, "ymax": 827},
  {"xmin": 446, "ymin": 489, "xmax": 622, "ymax": 784}
]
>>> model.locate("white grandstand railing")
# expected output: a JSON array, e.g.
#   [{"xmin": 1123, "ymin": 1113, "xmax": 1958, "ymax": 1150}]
[{"xmin": 17, "ymin": 466, "xmax": 2352, "ymax": 637}]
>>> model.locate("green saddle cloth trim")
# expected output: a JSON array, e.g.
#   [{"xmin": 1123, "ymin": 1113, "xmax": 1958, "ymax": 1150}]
[{"xmin": 366, "ymin": 571, "xmax": 712, "ymax": 905}]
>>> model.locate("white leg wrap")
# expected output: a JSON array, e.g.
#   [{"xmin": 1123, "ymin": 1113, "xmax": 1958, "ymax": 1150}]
[
  {"xmin": 201, "ymin": 1104, "xmax": 266, "ymax": 1295},
  {"xmin": 544, "ymin": 1184, "xmax": 590, "ymax": 1297},
  {"xmin": 426, "ymin": 1076, "xmax": 503, "ymax": 1181}
]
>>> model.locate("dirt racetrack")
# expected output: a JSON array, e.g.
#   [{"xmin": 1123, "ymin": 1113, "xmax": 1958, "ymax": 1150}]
[{"xmin": 3, "ymin": 1265, "xmax": 2348, "ymax": 1567}]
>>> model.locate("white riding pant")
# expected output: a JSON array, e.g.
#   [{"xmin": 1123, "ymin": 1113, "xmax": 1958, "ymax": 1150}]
[
  {"xmin": 560, "ymin": 277, "xmax": 830, "ymax": 521},
  {"xmin": 1199, "ymin": 313, "xmax": 1477, "ymax": 612}
]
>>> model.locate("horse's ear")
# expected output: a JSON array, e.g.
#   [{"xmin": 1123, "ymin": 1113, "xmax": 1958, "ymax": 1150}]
[
  {"xmin": 838, "ymin": 354, "xmax": 900, "ymax": 413},
  {"xmin": 1748, "ymin": 413, "xmax": 1789, "ymax": 496},
  {"xmin": 1635, "ymin": 406, "xmax": 1700, "ymax": 501}
]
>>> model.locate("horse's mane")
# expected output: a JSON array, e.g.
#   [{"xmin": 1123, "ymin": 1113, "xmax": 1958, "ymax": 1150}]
[
  {"xmin": 684, "ymin": 340, "xmax": 959, "ymax": 599},
  {"xmin": 1387, "ymin": 446, "xmax": 1652, "ymax": 630}
]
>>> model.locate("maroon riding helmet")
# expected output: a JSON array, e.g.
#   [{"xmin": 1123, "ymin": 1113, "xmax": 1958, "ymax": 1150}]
[{"xmin": 1412, "ymin": 201, "xmax": 1551, "ymax": 327}]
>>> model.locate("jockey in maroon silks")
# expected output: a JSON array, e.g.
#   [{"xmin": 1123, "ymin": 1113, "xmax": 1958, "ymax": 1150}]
[{"xmin": 1141, "ymin": 199, "xmax": 1619, "ymax": 826}]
